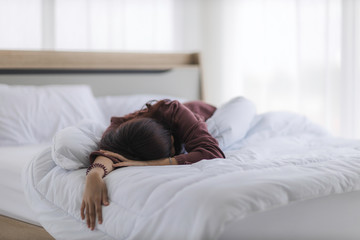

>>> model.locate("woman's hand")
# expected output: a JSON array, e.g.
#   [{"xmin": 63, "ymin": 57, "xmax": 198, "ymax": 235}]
[
  {"xmin": 99, "ymin": 150, "xmax": 149, "ymax": 167},
  {"xmin": 81, "ymin": 168, "xmax": 109, "ymax": 230}
]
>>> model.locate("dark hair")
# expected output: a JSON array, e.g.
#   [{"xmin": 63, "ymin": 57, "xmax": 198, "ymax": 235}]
[{"xmin": 99, "ymin": 117, "xmax": 173, "ymax": 160}]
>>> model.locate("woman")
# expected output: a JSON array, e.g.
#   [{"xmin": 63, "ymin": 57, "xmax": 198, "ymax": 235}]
[{"xmin": 81, "ymin": 99, "xmax": 225, "ymax": 230}]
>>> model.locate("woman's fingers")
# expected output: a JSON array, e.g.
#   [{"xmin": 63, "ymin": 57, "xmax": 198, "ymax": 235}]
[
  {"xmin": 83, "ymin": 199, "xmax": 106, "ymax": 229},
  {"xmin": 100, "ymin": 150, "xmax": 129, "ymax": 162},
  {"xmin": 89, "ymin": 203, "xmax": 96, "ymax": 230},
  {"xmin": 96, "ymin": 200, "xmax": 102, "ymax": 224},
  {"xmin": 81, "ymin": 201, "xmax": 85, "ymax": 220},
  {"xmin": 86, "ymin": 203, "xmax": 90, "ymax": 228},
  {"xmin": 99, "ymin": 150, "xmax": 118, "ymax": 157},
  {"xmin": 102, "ymin": 186, "xmax": 109, "ymax": 206},
  {"xmin": 113, "ymin": 161, "xmax": 147, "ymax": 168},
  {"xmin": 112, "ymin": 161, "xmax": 139, "ymax": 167},
  {"xmin": 112, "ymin": 162, "xmax": 125, "ymax": 168}
]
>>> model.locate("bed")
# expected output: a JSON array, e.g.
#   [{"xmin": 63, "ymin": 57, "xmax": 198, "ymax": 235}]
[
  {"xmin": 1, "ymin": 50, "xmax": 360, "ymax": 240},
  {"xmin": 0, "ymin": 50, "xmax": 200, "ymax": 239}
]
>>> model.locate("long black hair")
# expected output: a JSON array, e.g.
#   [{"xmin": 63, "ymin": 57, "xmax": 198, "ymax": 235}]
[{"xmin": 99, "ymin": 117, "xmax": 173, "ymax": 160}]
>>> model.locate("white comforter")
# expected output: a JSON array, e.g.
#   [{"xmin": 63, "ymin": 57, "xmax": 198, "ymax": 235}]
[{"xmin": 23, "ymin": 112, "xmax": 360, "ymax": 240}]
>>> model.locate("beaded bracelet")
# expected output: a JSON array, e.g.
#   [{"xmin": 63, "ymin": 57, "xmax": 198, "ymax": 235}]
[{"xmin": 86, "ymin": 163, "xmax": 108, "ymax": 178}]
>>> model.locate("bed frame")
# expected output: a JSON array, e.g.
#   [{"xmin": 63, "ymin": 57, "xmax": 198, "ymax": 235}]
[
  {"xmin": 0, "ymin": 50, "xmax": 203, "ymax": 100},
  {"xmin": 0, "ymin": 50, "xmax": 203, "ymax": 240}
]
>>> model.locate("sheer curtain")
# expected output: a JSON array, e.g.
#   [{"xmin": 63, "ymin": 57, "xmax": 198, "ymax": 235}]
[
  {"xmin": 341, "ymin": 0, "xmax": 360, "ymax": 138},
  {"xmin": 201, "ymin": 0, "xmax": 360, "ymax": 138},
  {"xmin": 55, "ymin": 0, "xmax": 176, "ymax": 51},
  {"xmin": 0, "ymin": 0, "xmax": 42, "ymax": 49},
  {"xmin": 0, "ymin": 0, "xmax": 201, "ymax": 51},
  {"xmin": 0, "ymin": 0, "xmax": 359, "ymax": 138}
]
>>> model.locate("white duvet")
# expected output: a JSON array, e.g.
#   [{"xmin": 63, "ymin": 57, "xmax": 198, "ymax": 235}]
[{"xmin": 23, "ymin": 111, "xmax": 360, "ymax": 240}]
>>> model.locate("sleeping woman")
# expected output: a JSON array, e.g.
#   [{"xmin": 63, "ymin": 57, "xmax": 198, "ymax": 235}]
[{"xmin": 81, "ymin": 99, "xmax": 226, "ymax": 230}]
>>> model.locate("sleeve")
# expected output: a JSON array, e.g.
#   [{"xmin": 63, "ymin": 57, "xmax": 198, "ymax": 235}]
[{"xmin": 158, "ymin": 100, "xmax": 225, "ymax": 165}]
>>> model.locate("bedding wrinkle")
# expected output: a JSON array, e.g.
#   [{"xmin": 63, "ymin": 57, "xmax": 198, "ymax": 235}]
[
  {"xmin": 0, "ymin": 144, "xmax": 51, "ymax": 225},
  {"xmin": 124, "ymin": 171, "xmax": 230, "ymax": 239},
  {"xmin": 124, "ymin": 155, "xmax": 336, "ymax": 239},
  {"xmin": 108, "ymin": 167, "xmax": 209, "ymax": 215},
  {"xmin": 27, "ymin": 152, "xmax": 118, "ymax": 239}
]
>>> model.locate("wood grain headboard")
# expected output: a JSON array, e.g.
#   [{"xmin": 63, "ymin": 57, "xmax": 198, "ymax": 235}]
[{"xmin": 0, "ymin": 50, "xmax": 203, "ymax": 100}]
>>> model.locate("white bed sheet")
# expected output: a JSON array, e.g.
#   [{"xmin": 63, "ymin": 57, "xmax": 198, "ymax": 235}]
[{"xmin": 0, "ymin": 143, "xmax": 49, "ymax": 225}]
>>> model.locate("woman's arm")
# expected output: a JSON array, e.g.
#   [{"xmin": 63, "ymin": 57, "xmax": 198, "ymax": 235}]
[
  {"xmin": 156, "ymin": 100, "xmax": 225, "ymax": 164},
  {"xmin": 145, "ymin": 157, "xmax": 178, "ymax": 166},
  {"xmin": 100, "ymin": 150, "xmax": 178, "ymax": 167},
  {"xmin": 80, "ymin": 156, "xmax": 114, "ymax": 230}
]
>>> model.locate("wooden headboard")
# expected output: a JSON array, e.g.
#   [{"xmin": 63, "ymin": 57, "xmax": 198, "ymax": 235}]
[{"xmin": 0, "ymin": 50, "xmax": 203, "ymax": 100}]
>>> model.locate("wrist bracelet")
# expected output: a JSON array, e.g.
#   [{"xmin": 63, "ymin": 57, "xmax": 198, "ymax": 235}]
[{"xmin": 86, "ymin": 163, "xmax": 108, "ymax": 178}]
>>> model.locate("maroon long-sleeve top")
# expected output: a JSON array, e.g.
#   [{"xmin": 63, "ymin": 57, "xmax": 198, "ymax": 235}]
[{"xmin": 90, "ymin": 99, "xmax": 225, "ymax": 165}]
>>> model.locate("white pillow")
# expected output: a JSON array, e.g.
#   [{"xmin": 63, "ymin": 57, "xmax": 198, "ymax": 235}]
[
  {"xmin": 52, "ymin": 120, "xmax": 106, "ymax": 170},
  {"xmin": 206, "ymin": 97, "xmax": 256, "ymax": 150},
  {"xmin": 0, "ymin": 84, "xmax": 104, "ymax": 145},
  {"xmin": 245, "ymin": 111, "xmax": 329, "ymax": 140},
  {"xmin": 96, "ymin": 94, "xmax": 186, "ymax": 125}
]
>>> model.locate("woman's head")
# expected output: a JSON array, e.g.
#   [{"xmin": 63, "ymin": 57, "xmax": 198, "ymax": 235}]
[{"xmin": 99, "ymin": 117, "xmax": 173, "ymax": 160}]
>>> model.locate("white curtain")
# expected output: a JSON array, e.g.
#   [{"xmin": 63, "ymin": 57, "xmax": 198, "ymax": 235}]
[
  {"xmin": 201, "ymin": 0, "xmax": 360, "ymax": 138},
  {"xmin": 341, "ymin": 0, "xmax": 360, "ymax": 138},
  {"xmin": 0, "ymin": 0, "xmax": 359, "ymax": 138},
  {"xmin": 0, "ymin": 0, "xmax": 42, "ymax": 49},
  {"xmin": 55, "ymin": 0, "xmax": 175, "ymax": 51},
  {"xmin": 54, "ymin": 0, "xmax": 201, "ymax": 51},
  {"xmin": 0, "ymin": 0, "xmax": 201, "ymax": 51}
]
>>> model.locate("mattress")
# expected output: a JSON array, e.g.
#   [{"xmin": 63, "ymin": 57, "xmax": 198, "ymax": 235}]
[
  {"xmin": 219, "ymin": 190, "xmax": 360, "ymax": 240},
  {"xmin": 0, "ymin": 144, "xmax": 49, "ymax": 225}
]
